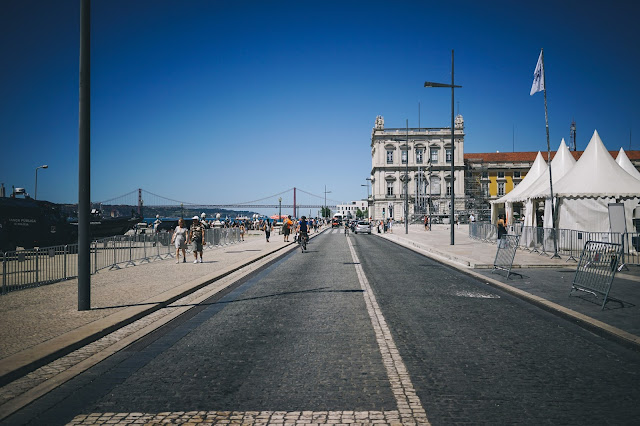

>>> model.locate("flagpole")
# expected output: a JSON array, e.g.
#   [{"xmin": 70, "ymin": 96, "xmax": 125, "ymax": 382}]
[{"xmin": 541, "ymin": 48, "xmax": 560, "ymax": 258}]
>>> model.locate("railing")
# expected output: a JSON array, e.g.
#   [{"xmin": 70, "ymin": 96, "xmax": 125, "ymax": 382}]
[
  {"xmin": 1, "ymin": 228, "xmax": 241, "ymax": 295},
  {"xmin": 469, "ymin": 222, "xmax": 637, "ymax": 265}
]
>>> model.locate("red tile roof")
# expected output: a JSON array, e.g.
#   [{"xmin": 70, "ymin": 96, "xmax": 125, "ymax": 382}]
[{"xmin": 464, "ymin": 150, "xmax": 640, "ymax": 163}]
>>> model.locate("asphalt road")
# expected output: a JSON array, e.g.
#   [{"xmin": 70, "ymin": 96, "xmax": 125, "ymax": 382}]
[{"xmin": 7, "ymin": 230, "xmax": 640, "ymax": 425}]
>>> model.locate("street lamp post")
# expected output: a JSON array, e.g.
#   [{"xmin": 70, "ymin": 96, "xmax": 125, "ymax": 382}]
[
  {"xmin": 428, "ymin": 159, "xmax": 432, "ymax": 231},
  {"xmin": 424, "ymin": 49, "xmax": 462, "ymax": 245},
  {"xmin": 324, "ymin": 186, "xmax": 331, "ymax": 219},
  {"xmin": 34, "ymin": 165, "xmax": 48, "ymax": 200},
  {"xmin": 405, "ymin": 119, "xmax": 409, "ymax": 234}
]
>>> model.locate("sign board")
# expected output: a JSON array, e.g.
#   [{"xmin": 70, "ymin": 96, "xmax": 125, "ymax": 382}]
[{"xmin": 608, "ymin": 203, "xmax": 626, "ymax": 234}]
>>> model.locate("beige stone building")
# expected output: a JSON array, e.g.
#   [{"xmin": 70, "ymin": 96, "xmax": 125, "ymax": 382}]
[{"xmin": 369, "ymin": 115, "xmax": 466, "ymax": 222}]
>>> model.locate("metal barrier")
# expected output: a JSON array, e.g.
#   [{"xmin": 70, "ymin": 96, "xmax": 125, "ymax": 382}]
[
  {"xmin": 0, "ymin": 227, "xmax": 243, "ymax": 294},
  {"xmin": 469, "ymin": 223, "xmax": 631, "ymax": 265},
  {"xmin": 492, "ymin": 235, "xmax": 520, "ymax": 279},
  {"xmin": 570, "ymin": 240, "xmax": 623, "ymax": 310}
]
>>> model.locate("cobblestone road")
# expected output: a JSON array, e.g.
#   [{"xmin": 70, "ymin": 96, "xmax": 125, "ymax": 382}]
[{"xmin": 5, "ymin": 230, "xmax": 640, "ymax": 425}]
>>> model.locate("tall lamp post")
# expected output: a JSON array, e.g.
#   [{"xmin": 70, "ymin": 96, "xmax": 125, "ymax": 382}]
[
  {"xmin": 34, "ymin": 165, "xmax": 48, "ymax": 200},
  {"xmin": 424, "ymin": 49, "xmax": 462, "ymax": 245},
  {"xmin": 428, "ymin": 158, "xmax": 432, "ymax": 231},
  {"xmin": 324, "ymin": 186, "xmax": 331, "ymax": 219}
]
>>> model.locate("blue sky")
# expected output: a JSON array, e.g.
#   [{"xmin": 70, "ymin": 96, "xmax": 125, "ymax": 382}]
[{"xmin": 1, "ymin": 0, "xmax": 638, "ymax": 211}]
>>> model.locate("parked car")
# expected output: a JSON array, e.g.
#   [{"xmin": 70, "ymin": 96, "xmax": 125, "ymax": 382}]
[{"xmin": 354, "ymin": 220, "xmax": 372, "ymax": 234}]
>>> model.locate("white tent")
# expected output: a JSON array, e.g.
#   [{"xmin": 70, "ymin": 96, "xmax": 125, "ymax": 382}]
[
  {"xmin": 542, "ymin": 130, "xmax": 640, "ymax": 232},
  {"xmin": 616, "ymin": 148, "xmax": 640, "ymax": 181},
  {"xmin": 517, "ymin": 139, "xmax": 576, "ymax": 228},
  {"xmin": 490, "ymin": 151, "xmax": 548, "ymax": 225}
]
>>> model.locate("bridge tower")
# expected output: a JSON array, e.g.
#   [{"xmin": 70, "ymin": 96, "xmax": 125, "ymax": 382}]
[
  {"xmin": 293, "ymin": 187, "xmax": 296, "ymax": 218},
  {"xmin": 138, "ymin": 188, "xmax": 143, "ymax": 216}
]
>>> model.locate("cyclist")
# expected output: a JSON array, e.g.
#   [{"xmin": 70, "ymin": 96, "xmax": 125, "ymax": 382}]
[
  {"xmin": 344, "ymin": 221, "xmax": 349, "ymax": 235},
  {"xmin": 297, "ymin": 216, "xmax": 310, "ymax": 247}
]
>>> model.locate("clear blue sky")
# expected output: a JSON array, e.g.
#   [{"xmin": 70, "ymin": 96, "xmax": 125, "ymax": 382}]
[{"xmin": 1, "ymin": 0, "xmax": 638, "ymax": 208}]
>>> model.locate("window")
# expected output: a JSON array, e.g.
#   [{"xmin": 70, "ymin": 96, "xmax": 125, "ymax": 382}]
[
  {"xmin": 498, "ymin": 171, "xmax": 505, "ymax": 179},
  {"xmin": 416, "ymin": 149, "xmax": 424, "ymax": 164},
  {"xmin": 498, "ymin": 182, "xmax": 505, "ymax": 196},
  {"xmin": 446, "ymin": 182, "xmax": 452, "ymax": 196},
  {"xmin": 430, "ymin": 148, "xmax": 438, "ymax": 163},
  {"xmin": 387, "ymin": 182, "xmax": 394, "ymax": 196},
  {"xmin": 481, "ymin": 171, "xmax": 488, "ymax": 179},
  {"xmin": 430, "ymin": 176, "xmax": 441, "ymax": 195},
  {"xmin": 401, "ymin": 150, "xmax": 407, "ymax": 164},
  {"xmin": 386, "ymin": 150, "xmax": 393, "ymax": 164},
  {"xmin": 482, "ymin": 182, "xmax": 489, "ymax": 196},
  {"xmin": 513, "ymin": 171, "xmax": 521, "ymax": 178},
  {"xmin": 446, "ymin": 149, "xmax": 452, "ymax": 163}
]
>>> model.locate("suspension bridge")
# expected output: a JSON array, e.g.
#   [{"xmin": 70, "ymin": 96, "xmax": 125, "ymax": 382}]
[{"xmin": 95, "ymin": 188, "xmax": 342, "ymax": 217}]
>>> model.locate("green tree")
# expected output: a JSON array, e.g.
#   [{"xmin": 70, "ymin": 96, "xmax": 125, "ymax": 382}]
[{"xmin": 356, "ymin": 208, "xmax": 364, "ymax": 219}]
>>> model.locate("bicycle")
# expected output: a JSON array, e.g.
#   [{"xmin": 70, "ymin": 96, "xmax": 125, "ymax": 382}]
[{"xmin": 299, "ymin": 232, "xmax": 308, "ymax": 252}]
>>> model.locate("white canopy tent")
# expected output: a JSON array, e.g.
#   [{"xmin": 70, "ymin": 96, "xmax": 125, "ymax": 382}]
[
  {"xmin": 534, "ymin": 130, "xmax": 640, "ymax": 233},
  {"xmin": 490, "ymin": 151, "xmax": 548, "ymax": 225},
  {"xmin": 516, "ymin": 139, "xmax": 576, "ymax": 228},
  {"xmin": 616, "ymin": 148, "xmax": 640, "ymax": 181}
]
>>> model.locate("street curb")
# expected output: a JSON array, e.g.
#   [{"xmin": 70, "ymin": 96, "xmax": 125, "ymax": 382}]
[
  {"xmin": 376, "ymin": 233, "xmax": 640, "ymax": 351},
  {"xmin": 0, "ymin": 237, "xmax": 308, "ymax": 387}
]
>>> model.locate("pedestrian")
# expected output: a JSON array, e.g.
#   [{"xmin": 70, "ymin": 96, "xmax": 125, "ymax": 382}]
[
  {"xmin": 239, "ymin": 223, "xmax": 245, "ymax": 241},
  {"xmin": 497, "ymin": 214, "xmax": 507, "ymax": 240},
  {"xmin": 470, "ymin": 213, "xmax": 476, "ymax": 223},
  {"xmin": 171, "ymin": 218, "xmax": 188, "ymax": 263},
  {"xmin": 263, "ymin": 220, "xmax": 271, "ymax": 242},
  {"xmin": 424, "ymin": 215, "xmax": 429, "ymax": 231},
  {"xmin": 283, "ymin": 215, "xmax": 292, "ymax": 242},
  {"xmin": 189, "ymin": 215, "xmax": 205, "ymax": 263}
]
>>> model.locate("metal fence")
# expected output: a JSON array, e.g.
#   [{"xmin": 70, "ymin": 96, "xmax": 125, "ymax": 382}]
[
  {"xmin": 492, "ymin": 235, "xmax": 520, "ymax": 279},
  {"xmin": 570, "ymin": 240, "xmax": 623, "ymax": 310},
  {"xmin": 1, "ymin": 227, "xmax": 241, "ymax": 294},
  {"xmin": 469, "ymin": 222, "xmax": 636, "ymax": 265}
]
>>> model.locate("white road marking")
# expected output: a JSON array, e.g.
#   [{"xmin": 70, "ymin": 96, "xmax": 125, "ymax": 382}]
[{"xmin": 346, "ymin": 236, "xmax": 430, "ymax": 425}]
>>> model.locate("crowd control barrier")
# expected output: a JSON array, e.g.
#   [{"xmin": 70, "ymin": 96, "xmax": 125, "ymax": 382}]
[
  {"xmin": 469, "ymin": 223, "xmax": 633, "ymax": 265},
  {"xmin": 570, "ymin": 240, "xmax": 623, "ymax": 310},
  {"xmin": 492, "ymin": 235, "xmax": 521, "ymax": 279},
  {"xmin": 1, "ymin": 227, "xmax": 242, "ymax": 295}
]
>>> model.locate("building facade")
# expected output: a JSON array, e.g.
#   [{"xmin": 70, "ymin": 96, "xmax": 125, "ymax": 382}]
[
  {"xmin": 464, "ymin": 150, "xmax": 640, "ymax": 221},
  {"xmin": 336, "ymin": 200, "xmax": 368, "ymax": 220},
  {"xmin": 370, "ymin": 114, "xmax": 640, "ymax": 223},
  {"xmin": 370, "ymin": 115, "xmax": 466, "ymax": 222}
]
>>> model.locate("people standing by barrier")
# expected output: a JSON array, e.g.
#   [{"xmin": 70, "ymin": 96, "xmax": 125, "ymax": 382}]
[
  {"xmin": 424, "ymin": 216, "xmax": 429, "ymax": 231},
  {"xmin": 497, "ymin": 214, "xmax": 507, "ymax": 240},
  {"xmin": 171, "ymin": 218, "xmax": 188, "ymax": 263},
  {"xmin": 189, "ymin": 215, "xmax": 205, "ymax": 263},
  {"xmin": 239, "ymin": 223, "xmax": 245, "ymax": 241}
]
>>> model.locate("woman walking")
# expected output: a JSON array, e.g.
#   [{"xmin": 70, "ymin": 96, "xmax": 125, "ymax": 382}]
[{"xmin": 171, "ymin": 218, "xmax": 188, "ymax": 263}]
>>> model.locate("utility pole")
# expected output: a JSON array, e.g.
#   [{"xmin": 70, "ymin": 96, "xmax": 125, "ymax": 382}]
[{"xmin": 78, "ymin": 0, "xmax": 91, "ymax": 311}]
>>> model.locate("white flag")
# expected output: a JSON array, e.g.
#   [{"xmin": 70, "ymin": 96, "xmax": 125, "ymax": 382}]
[{"xmin": 530, "ymin": 50, "xmax": 544, "ymax": 95}]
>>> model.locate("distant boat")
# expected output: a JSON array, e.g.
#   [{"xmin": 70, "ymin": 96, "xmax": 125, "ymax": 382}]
[{"xmin": 0, "ymin": 196, "xmax": 139, "ymax": 251}]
